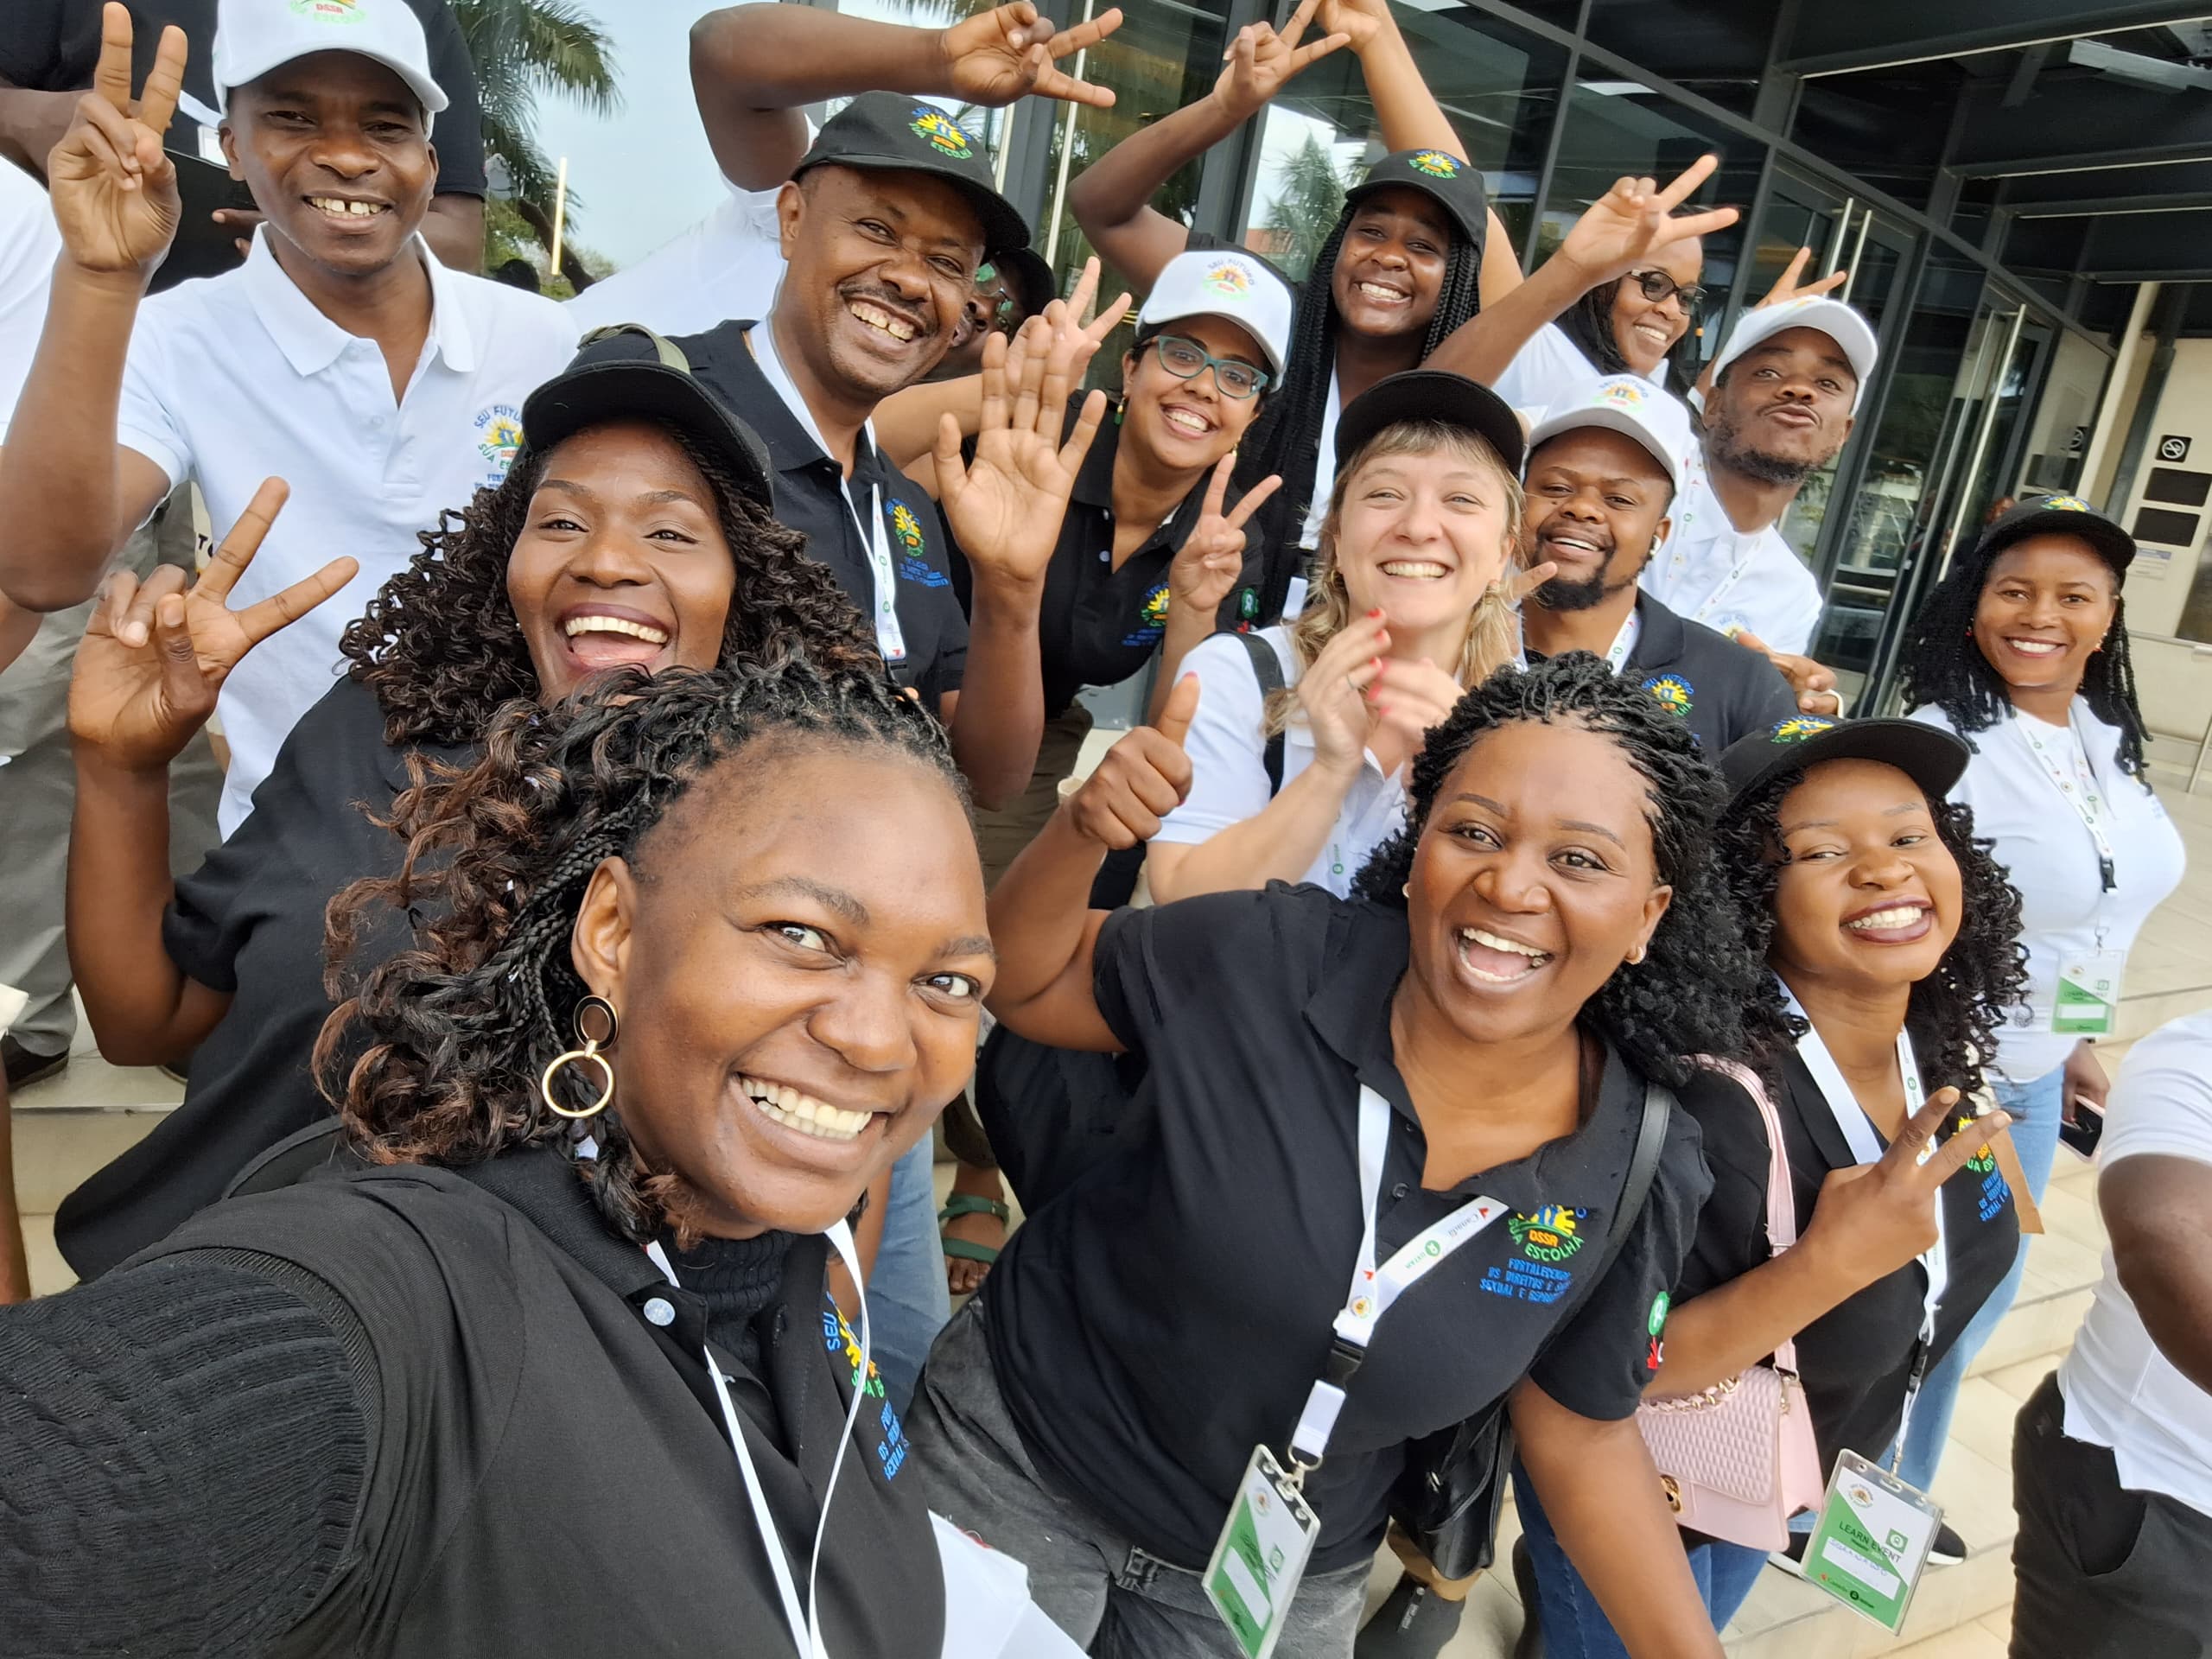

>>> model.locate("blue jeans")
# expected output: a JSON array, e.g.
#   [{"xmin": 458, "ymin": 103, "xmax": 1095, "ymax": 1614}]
[
  {"xmin": 1512, "ymin": 1460, "xmax": 1767, "ymax": 1656},
  {"xmin": 867, "ymin": 1138, "xmax": 952, "ymax": 1415},
  {"xmin": 1894, "ymin": 1065, "xmax": 2066, "ymax": 1491}
]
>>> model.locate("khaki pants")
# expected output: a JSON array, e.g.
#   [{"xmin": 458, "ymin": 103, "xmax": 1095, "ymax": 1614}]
[{"xmin": 974, "ymin": 703, "xmax": 1092, "ymax": 892}]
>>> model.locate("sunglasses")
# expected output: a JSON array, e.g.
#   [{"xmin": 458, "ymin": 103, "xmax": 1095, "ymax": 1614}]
[
  {"xmin": 1627, "ymin": 269, "xmax": 1707, "ymax": 310},
  {"xmin": 1147, "ymin": 334, "xmax": 1271, "ymax": 400}
]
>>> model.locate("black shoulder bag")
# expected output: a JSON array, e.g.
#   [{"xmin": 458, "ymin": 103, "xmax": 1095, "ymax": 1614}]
[{"xmin": 1389, "ymin": 1080, "xmax": 1675, "ymax": 1581}]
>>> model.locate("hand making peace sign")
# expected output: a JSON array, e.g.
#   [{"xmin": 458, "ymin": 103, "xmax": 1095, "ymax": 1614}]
[
  {"xmin": 1802, "ymin": 1084, "xmax": 2014, "ymax": 1293},
  {"xmin": 48, "ymin": 3, "xmax": 188, "ymax": 282},
  {"xmin": 1167, "ymin": 456, "xmax": 1281, "ymax": 620},
  {"xmin": 1556, "ymin": 154, "xmax": 1742, "ymax": 292},
  {"xmin": 941, "ymin": 2, "xmax": 1128, "ymax": 110},
  {"xmin": 70, "ymin": 480, "xmax": 359, "ymax": 772},
  {"xmin": 1212, "ymin": 0, "xmax": 1354, "ymax": 124}
]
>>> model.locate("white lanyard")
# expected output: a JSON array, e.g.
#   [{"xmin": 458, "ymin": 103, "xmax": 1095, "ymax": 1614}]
[
  {"xmin": 751, "ymin": 323, "xmax": 907, "ymax": 663},
  {"xmin": 1605, "ymin": 608, "xmax": 1643, "ymax": 673},
  {"xmin": 1297, "ymin": 365, "xmax": 1344, "ymax": 550},
  {"xmin": 644, "ymin": 1221, "xmax": 870, "ymax": 1659},
  {"xmin": 1785, "ymin": 991, "xmax": 1947, "ymax": 1462},
  {"xmin": 1287, "ymin": 1085, "xmax": 1509, "ymax": 1473},
  {"xmin": 2018, "ymin": 709, "xmax": 2119, "ymax": 894}
]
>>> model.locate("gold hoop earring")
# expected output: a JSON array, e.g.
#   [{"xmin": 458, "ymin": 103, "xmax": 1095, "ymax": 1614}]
[{"xmin": 541, "ymin": 994, "xmax": 619, "ymax": 1120}]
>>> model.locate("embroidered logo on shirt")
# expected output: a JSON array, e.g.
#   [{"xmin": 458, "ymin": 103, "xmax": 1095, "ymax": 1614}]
[
  {"xmin": 1646, "ymin": 1291, "xmax": 1670, "ymax": 1370},
  {"xmin": 889, "ymin": 499, "xmax": 926, "ymax": 552},
  {"xmin": 474, "ymin": 404, "xmax": 524, "ymax": 477},
  {"xmin": 823, "ymin": 1304, "xmax": 910, "ymax": 1479},
  {"xmin": 1508, "ymin": 1204, "xmax": 1587, "ymax": 1263},
  {"xmin": 1407, "ymin": 149, "xmax": 1463, "ymax": 178},
  {"xmin": 1956, "ymin": 1114, "xmax": 2013, "ymax": 1223},
  {"xmin": 1122, "ymin": 581, "xmax": 1171, "ymax": 646},
  {"xmin": 1642, "ymin": 672, "xmax": 1693, "ymax": 716},
  {"xmin": 1770, "ymin": 714, "xmax": 1837, "ymax": 743},
  {"xmin": 910, "ymin": 108, "xmax": 975, "ymax": 160},
  {"xmin": 1204, "ymin": 261, "xmax": 1252, "ymax": 297},
  {"xmin": 887, "ymin": 499, "xmax": 948, "ymax": 587}
]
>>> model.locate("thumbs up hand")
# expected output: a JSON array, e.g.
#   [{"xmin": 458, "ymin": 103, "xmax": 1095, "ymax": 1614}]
[{"xmin": 1065, "ymin": 671, "xmax": 1199, "ymax": 849}]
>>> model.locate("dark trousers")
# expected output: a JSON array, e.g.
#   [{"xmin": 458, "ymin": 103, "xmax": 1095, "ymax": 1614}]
[{"xmin": 2010, "ymin": 1371, "xmax": 2212, "ymax": 1659}]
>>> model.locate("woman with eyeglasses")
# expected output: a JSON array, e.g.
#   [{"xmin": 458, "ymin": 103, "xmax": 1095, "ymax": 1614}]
[{"xmin": 1488, "ymin": 255, "xmax": 1711, "ymax": 410}]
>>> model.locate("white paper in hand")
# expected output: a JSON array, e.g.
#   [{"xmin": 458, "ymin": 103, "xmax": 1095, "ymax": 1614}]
[{"xmin": 931, "ymin": 1512, "xmax": 1085, "ymax": 1658}]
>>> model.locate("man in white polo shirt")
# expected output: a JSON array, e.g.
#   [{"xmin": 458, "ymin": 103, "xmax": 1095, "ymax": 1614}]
[
  {"xmin": 1640, "ymin": 296, "xmax": 1878, "ymax": 655},
  {"xmin": 2009, "ymin": 1009, "xmax": 2212, "ymax": 1654},
  {"xmin": 0, "ymin": 0, "xmax": 573, "ymax": 833}
]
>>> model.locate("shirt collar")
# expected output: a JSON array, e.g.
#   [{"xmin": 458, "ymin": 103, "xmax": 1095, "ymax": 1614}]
[
  {"xmin": 1070, "ymin": 403, "xmax": 1123, "ymax": 509},
  {"xmin": 715, "ymin": 320, "xmax": 880, "ymax": 480},
  {"xmin": 1624, "ymin": 590, "xmax": 1687, "ymax": 667},
  {"xmin": 240, "ymin": 226, "xmax": 469, "ymax": 378}
]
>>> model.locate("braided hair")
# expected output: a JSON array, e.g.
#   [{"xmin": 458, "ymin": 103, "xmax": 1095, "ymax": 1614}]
[
  {"xmin": 315, "ymin": 658, "xmax": 963, "ymax": 1244},
  {"xmin": 338, "ymin": 419, "xmax": 880, "ymax": 747},
  {"xmin": 1717, "ymin": 768, "xmax": 2030, "ymax": 1094},
  {"xmin": 1354, "ymin": 652, "xmax": 1788, "ymax": 1086},
  {"xmin": 1897, "ymin": 537, "xmax": 2149, "ymax": 784}
]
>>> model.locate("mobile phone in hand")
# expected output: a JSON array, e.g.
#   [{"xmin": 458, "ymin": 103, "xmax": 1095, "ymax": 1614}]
[{"xmin": 2059, "ymin": 1099, "xmax": 2106, "ymax": 1161}]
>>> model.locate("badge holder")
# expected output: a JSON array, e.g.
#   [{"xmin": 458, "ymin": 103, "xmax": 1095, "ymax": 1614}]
[
  {"xmin": 1800, "ymin": 1449, "xmax": 1942, "ymax": 1634},
  {"xmin": 1204, "ymin": 1444, "xmax": 1322, "ymax": 1659},
  {"xmin": 2053, "ymin": 950, "xmax": 2126, "ymax": 1037}
]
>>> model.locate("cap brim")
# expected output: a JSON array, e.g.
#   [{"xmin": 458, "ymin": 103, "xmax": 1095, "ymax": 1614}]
[
  {"xmin": 1980, "ymin": 507, "xmax": 2136, "ymax": 573},
  {"xmin": 796, "ymin": 153, "xmax": 1029, "ymax": 270},
  {"xmin": 1134, "ymin": 303, "xmax": 1286, "ymax": 378},
  {"xmin": 220, "ymin": 47, "xmax": 448, "ymax": 114},
  {"xmin": 1332, "ymin": 371, "xmax": 1526, "ymax": 477},
  {"xmin": 1344, "ymin": 175, "xmax": 1484, "ymax": 246},
  {"xmin": 1525, "ymin": 406, "xmax": 1677, "ymax": 488},
  {"xmin": 520, "ymin": 362, "xmax": 775, "ymax": 512},
  {"xmin": 1721, "ymin": 718, "xmax": 1971, "ymax": 812}
]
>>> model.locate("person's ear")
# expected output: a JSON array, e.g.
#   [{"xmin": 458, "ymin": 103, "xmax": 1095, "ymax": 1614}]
[
  {"xmin": 1635, "ymin": 882, "xmax": 1674, "ymax": 963},
  {"xmin": 1649, "ymin": 512, "xmax": 1673, "ymax": 556},
  {"xmin": 569, "ymin": 856, "xmax": 639, "ymax": 1006},
  {"xmin": 219, "ymin": 122, "xmax": 242, "ymax": 181},
  {"xmin": 775, "ymin": 179, "xmax": 806, "ymax": 262}
]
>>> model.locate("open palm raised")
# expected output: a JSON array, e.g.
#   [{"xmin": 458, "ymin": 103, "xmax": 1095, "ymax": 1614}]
[
  {"xmin": 70, "ymin": 479, "xmax": 359, "ymax": 772},
  {"xmin": 48, "ymin": 3, "xmax": 189, "ymax": 280}
]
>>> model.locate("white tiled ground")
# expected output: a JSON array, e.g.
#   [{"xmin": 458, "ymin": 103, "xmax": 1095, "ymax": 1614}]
[{"xmin": 11, "ymin": 762, "xmax": 2211, "ymax": 1656}]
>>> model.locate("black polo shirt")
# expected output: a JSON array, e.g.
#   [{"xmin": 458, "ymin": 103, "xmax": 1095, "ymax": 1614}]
[
  {"xmin": 55, "ymin": 675, "xmax": 460, "ymax": 1280},
  {"xmin": 1672, "ymin": 1039, "xmax": 2021, "ymax": 1479},
  {"xmin": 673, "ymin": 321, "xmax": 968, "ymax": 703},
  {"xmin": 981, "ymin": 883, "xmax": 1710, "ymax": 1572},
  {"xmin": 945, "ymin": 399, "xmax": 1207, "ymax": 718},
  {"xmin": 137, "ymin": 1149, "xmax": 942, "ymax": 1655},
  {"xmin": 1528, "ymin": 592, "xmax": 1800, "ymax": 753}
]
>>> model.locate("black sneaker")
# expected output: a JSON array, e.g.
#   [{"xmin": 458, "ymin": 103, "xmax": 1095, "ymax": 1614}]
[
  {"xmin": 1355, "ymin": 1574, "xmax": 1466, "ymax": 1659},
  {"xmin": 2, "ymin": 1036, "xmax": 67, "ymax": 1092},
  {"xmin": 1927, "ymin": 1522, "xmax": 1967, "ymax": 1567}
]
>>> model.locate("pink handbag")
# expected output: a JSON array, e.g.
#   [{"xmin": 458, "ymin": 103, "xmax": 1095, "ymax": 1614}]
[{"xmin": 1636, "ymin": 1057, "xmax": 1827, "ymax": 1551}]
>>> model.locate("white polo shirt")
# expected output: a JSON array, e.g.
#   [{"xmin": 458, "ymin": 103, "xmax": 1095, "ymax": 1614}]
[
  {"xmin": 1909, "ymin": 701, "xmax": 2186, "ymax": 1083},
  {"xmin": 1489, "ymin": 321, "xmax": 1666, "ymax": 423},
  {"xmin": 0, "ymin": 158, "xmax": 60, "ymax": 435},
  {"xmin": 1153, "ymin": 625, "xmax": 1408, "ymax": 898},
  {"xmin": 2060, "ymin": 1011, "xmax": 2212, "ymax": 1517},
  {"xmin": 118, "ymin": 230, "xmax": 576, "ymax": 833},
  {"xmin": 563, "ymin": 181, "xmax": 786, "ymax": 337},
  {"xmin": 1638, "ymin": 447, "xmax": 1823, "ymax": 653}
]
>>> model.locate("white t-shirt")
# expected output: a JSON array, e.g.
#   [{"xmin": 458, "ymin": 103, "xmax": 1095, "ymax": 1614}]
[
  {"xmin": 2060, "ymin": 1011, "xmax": 2212, "ymax": 1517},
  {"xmin": 1489, "ymin": 320, "xmax": 1665, "ymax": 423},
  {"xmin": 1908, "ymin": 702, "xmax": 2187, "ymax": 1082},
  {"xmin": 1638, "ymin": 446, "xmax": 1823, "ymax": 652},
  {"xmin": 1153, "ymin": 625, "xmax": 1408, "ymax": 897},
  {"xmin": 118, "ymin": 231, "xmax": 577, "ymax": 834},
  {"xmin": 563, "ymin": 181, "xmax": 786, "ymax": 338},
  {"xmin": 0, "ymin": 159, "xmax": 60, "ymax": 435}
]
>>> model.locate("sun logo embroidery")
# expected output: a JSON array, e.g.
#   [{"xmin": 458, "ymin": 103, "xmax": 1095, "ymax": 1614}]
[
  {"xmin": 889, "ymin": 500, "xmax": 927, "ymax": 553},
  {"xmin": 822, "ymin": 1306, "xmax": 887, "ymax": 1402},
  {"xmin": 1598, "ymin": 379, "xmax": 1646, "ymax": 410},
  {"xmin": 1770, "ymin": 714, "xmax": 1837, "ymax": 743},
  {"xmin": 909, "ymin": 108, "xmax": 974, "ymax": 160},
  {"xmin": 474, "ymin": 405, "xmax": 524, "ymax": 478},
  {"xmin": 289, "ymin": 0, "xmax": 363, "ymax": 18},
  {"xmin": 1204, "ymin": 261, "xmax": 1252, "ymax": 297},
  {"xmin": 1643, "ymin": 673, "xmax": 1693, "ymax": 716},
  {"xmin": 2042, "ymin": 494, "xmax": 2091, "ymax": 512},
  {"xmin": 1509, "ymin": 1205, "xmax": 1587, "ymax": 1263},
  {"xmin": 1407, "ymin": 149, "xmax": 1462, "ymax": 179},
  {"xmin": 1957, "ymin": 1116, "xmax": 1997, "ymax": 1174},
  {"xmin": 1140, "ymin": 584, "xmax": 1169, "ymax": 629}
]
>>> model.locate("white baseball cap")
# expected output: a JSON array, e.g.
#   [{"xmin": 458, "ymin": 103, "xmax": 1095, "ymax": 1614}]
[
  {"xmin": 1709, "ymin": 297, "xmax": 1878, "ymax": 412},
  {"xmin": 1135, "ymin": 249, "xmax": 1295, "ymax": 381},
  {"xmin": 1526, "ymin": 375, "xmax": 1694, "ymax": 501},
  {"xmin": 213, "ymin": 0, "xmax": 448, "ymax": 117}
]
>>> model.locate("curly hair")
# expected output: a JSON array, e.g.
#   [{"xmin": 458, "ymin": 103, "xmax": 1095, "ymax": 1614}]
[
  {"xmin": 338, "ymin": 419, "xmax": 880, "ymax": 747},
  {"xmin": 1897, "ymin": 537, "xmax": 2149, "ymax": 784},
  {"xmin": 1716, "ymin": 767, "xmax": 2031, "ymax": 1094},
  {"xmin": 315, "ymin": 657, "xmax": 964, "ymax": 1244},
  {"xmin": 1353, "ymin": 652, "xmax": 1788, "ymax": 1086}
]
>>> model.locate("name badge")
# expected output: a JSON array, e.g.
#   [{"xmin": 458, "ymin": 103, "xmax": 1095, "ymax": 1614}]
[
  {"xmin": 2053, "ymin": 948, "xmax": 2126, "ymax": 1037},
  {"xmin": 1801, "ymin": 1450, "xmax": 1942, "ymax": 1633},
  {"xmin": 1204, "ymin": 1445, "xmax": 1321, "ymax": 1659}
]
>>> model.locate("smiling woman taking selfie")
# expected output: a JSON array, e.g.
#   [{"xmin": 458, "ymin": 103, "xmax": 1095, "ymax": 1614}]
[
  {"xmin": 55, "ymin": 333, "xmax": 879, "ymax": 1280},
  {"xmin": 1895, "ymin": 496, "xmax": 2185, "ymax": 1496},
  {"xmin": 2, "ymin": 659, "xmax": 997, "ymax": 1656}
]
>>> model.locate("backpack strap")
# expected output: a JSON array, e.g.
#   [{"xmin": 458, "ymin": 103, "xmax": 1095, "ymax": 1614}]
[{"xmin": 1230, "ymin": 629, "xmax": 1287, "ymax": 798}]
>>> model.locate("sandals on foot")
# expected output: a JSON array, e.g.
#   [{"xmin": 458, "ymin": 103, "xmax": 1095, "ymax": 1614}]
[{"xmin": 938, "ymin": 1192, "xmax": 1010, "ymax": 1274}]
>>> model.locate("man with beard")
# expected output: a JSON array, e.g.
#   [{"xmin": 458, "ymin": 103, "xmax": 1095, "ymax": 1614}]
[
  {"xmin": 1521, "ymin": 375, "xmax": 1797, "ymax": 754},
  {"xmin": 1639, "ymin": 296, "xmax": 1878, "ymax": 657}
]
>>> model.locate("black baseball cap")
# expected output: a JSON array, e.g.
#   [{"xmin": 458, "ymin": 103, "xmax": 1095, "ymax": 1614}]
[
  {"xmin": 1974, "ymin": 493, "xmax": 2135, "ymax": 575},
  {"xmin": 521, "ymin": 326, "xmax": 776, "ymax": 512},
  {"xmin": 1719, "ymin": 715, "xmax": 1972, "ymax": 812},
  {"xmin": 1333, "ymin": 369, "xmax": 1527, "ymax": 476},
  {"xmin": 984, "ymin": 245, "xmax": 1057, "ymax": 319},
  {"xmin": 1344, "ymin": 148, "xmax": 1490, "ymax": 249},
  {"xmin": 795, "ymin": 92, "xmax": 1030, "ymax": 258}
]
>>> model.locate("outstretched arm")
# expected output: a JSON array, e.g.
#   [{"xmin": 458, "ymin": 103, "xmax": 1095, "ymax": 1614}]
[{"xmin": 690, "ymin": 1, "xmax": 1123, "ymax": 192}]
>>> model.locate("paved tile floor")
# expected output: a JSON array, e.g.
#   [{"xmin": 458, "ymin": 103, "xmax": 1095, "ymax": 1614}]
[{"xmin": 10, "ymin": 759, "xmax": 2211, "ymax": 1656}]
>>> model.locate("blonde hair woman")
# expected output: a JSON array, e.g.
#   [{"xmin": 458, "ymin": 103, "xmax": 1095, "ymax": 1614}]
[{"xmin": 1146, "ymin": 371, "xmax": 1537, "ymax": 901}]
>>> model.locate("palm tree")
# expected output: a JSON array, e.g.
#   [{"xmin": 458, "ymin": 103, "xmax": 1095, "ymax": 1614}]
[
  {"xmin": 452, "ymin": 0, "xmax": 621, "ymax": 252},
  {"xmin": 1265, "ymin": 131, "xmax": 1353, "ymax": 283}
]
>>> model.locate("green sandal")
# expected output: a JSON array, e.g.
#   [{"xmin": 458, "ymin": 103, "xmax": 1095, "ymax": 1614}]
[{"xmin": 938, "ymin": 1193, "xmax": 1011, "ymax": 1266}]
